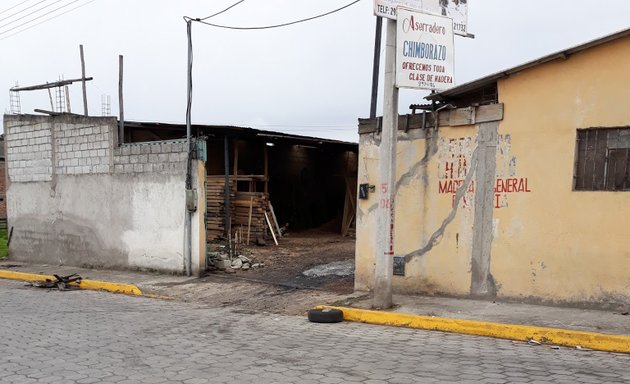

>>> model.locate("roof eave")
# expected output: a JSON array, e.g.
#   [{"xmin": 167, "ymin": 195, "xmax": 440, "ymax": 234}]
[{"xmin": 426, "ymin": 27, "xmax": 630, "ymax": 102}]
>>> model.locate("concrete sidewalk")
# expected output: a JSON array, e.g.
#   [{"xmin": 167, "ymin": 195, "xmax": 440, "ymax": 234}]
[
  {"xmin": 2, "ymin": 260, "xmax": 630, "ymax": 352},
  {"xmin": 0, "ymin": 261, "xmax": 360, "ymax": 315},
  {"xmin": 341, "ymin": 294, "xmax": 630, "ymax": 336},
  {"xmin": 2, "ymin": 260, "xmax": 629, "ymax": 335},
  {"xmin": 321, "ymin": 293, "xmax": 630, "ymax": 354},
  {"xmin": 0, "ymin": 261, "xmax": 193, "ymax": 295}
]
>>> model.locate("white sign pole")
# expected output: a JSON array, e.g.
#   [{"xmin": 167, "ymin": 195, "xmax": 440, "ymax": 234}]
[{"xmin": 374, "ymin": 18, "xmax": 398, "ymax": 309}]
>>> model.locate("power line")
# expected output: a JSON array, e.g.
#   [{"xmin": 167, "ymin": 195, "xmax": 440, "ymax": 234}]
[
  {"xmin": 188, "ymin": 0, "xmax": 362, "ymax": 30},
  {"xmin": 198, "ymin": 0, "xmax": 246, "ymax": 21},
  {"xmin": 0, "ymin": 0, "xmax": 34, "ymax": 16},
  {"xmin": 0, "ymin": 0, "xmax": 48, "ymax": 23},
  {"xmin": 0, "ymin": 0, "xmax": 64, "ymax": 30},
  {"xmin": 0, "ymin": 0, "xmax": 97, "ymax": 41},
  {"xmin": 0, "ymin": 0, "xmax": 89, "ymax": 38}
]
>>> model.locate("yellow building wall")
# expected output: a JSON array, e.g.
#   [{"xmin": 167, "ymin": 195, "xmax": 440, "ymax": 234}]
[
  {"xmin": 356, "ymin": 126, "xmax": 478, "ymax": 296},
  {"xmin": 492, "ymin": 36, "xmax": 630, "ymax": 304},
  {"xmin": 356, "ymin": 36, "xmax": 630, "ymax": 306}
]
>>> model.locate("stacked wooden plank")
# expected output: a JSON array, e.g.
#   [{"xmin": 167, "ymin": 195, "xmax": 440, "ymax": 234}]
[
  {"xmin": 205, "ymin": 176, "xmax": 270, "ymax": 242},
  {"xmin": 232, "ymin": 192, "xmax": 269, "ymax": 242},
  {"xmin": 206, "ymin": 176, "xmax": 236, "ymax": 240}
]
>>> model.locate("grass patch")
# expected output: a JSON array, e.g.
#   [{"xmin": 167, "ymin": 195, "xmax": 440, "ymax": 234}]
[{"xmin": 0, "ymin": 228, "xmax": 8, "ymax": 260}]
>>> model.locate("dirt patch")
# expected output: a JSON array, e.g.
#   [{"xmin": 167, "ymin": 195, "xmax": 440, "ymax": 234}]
[
  {"xmin": 209, "ymin": 229, "xmax": 356, "ymax": 293},
  {"xmin": 146, "ymin": 274, "xmax": 367, "ymax": 316},
  {"xmin": 150, "ymin": 229, "xmax": 361, "ymax": 315}
]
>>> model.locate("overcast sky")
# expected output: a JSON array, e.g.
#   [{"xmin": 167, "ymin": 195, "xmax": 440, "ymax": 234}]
[{"xmin": 1, "ymin": 0, "xmax": 629, "ymax": 142}]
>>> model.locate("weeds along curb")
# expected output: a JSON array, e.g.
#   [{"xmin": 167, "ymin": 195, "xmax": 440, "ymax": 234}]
[{"xmin": 316, "ymin": 305, "xmax": 630, "ymax": 354}]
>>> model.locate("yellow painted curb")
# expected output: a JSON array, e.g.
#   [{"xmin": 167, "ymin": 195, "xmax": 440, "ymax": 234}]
[
  {"xmin": 0, "ymin": 269, "xmax": 142, "ymax": 296},
  {"xmin": 317, "ymin": 305, "xmax": 630, "ymax": 354},
  {"xmin": 77, "ymin": 279, "xmax": 142, "ymax": 295}
]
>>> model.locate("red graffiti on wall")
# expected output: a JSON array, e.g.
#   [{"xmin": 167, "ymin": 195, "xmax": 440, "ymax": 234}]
[{"xmin": 439, "ymin": 178, "xmax": 531, "ymax": 209}]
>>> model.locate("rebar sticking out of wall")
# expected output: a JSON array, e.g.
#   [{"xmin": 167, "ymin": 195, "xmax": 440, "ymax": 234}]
[
  {"xmin": 9, "ymin": 81, "xmax": 21, "ymax": 114},
  {"xmin": 55, "ymin": 77, "xmax": 66, "ymax": 113},
  {"xmin": 101, "ymin": 94, "xmax": 111, "ymax": 116}
]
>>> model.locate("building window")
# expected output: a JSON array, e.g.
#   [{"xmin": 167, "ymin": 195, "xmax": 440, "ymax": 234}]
[{"xmin": 574, "ymin": 127, "xmax": 630, "ymax": 191}]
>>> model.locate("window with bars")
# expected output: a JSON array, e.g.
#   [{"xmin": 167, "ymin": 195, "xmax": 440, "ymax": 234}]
[{"xmin": 574, "ymin": 127, "xmax": 630, "ymax": 191}]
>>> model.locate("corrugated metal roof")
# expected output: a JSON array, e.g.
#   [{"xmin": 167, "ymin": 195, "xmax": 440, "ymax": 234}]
[
  {"xmin": 426, "ymin": 27, "xmax": 630, "ymax": 101},
  {"xmin": 123, "ymin": 120, "xmax": 358, "ymax": 147}
]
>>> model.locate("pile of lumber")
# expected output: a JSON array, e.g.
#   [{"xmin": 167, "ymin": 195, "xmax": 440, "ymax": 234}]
[
  {"xmin": 206, "ymin": 176, "xmax": 277, "ymax": 243},
  {"xmin": 232, "ymin": 192, "xmax": 269, "ymax": 242},
  {"xmin": 206, "ymin": 176, "xmax": 236, "ymax": 240}
]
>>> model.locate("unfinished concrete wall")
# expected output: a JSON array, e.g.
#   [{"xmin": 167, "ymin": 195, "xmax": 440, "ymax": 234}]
[{"xmin": 4, "ymin": 114, "xmax": 205, "ymax": 274}]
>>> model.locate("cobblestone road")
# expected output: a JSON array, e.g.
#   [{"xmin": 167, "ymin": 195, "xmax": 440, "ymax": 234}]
[{"xmin": 1, "ymin": 279, "xmax": 629, "ymax": 383}]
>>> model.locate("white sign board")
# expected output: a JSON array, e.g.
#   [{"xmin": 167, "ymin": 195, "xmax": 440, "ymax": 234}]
[
  {"xmin": 374, "ymin": 0, "xmax": 468, "ymax": 36},
  {"xmin": 396, "ymin": 8, "xmax": 455, "ymax": 90}
]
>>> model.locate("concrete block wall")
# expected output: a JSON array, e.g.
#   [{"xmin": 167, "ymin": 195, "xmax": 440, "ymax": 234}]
[
  {"xmin": 113, "ymin": 140, "xmax": 188, "ymax": 174},
  {"xmin": 4, "ymin": 115, "xmax": 190, "ymax": 180},
  {"xmin": 5, "ymin": 119, "xmax": 53, "ymax": 182},
  {"xmin": 54, "ymin": 122, "xmax": 113, "ymax": 175},
  {"xmin": 3, "ymin": 114, "xmax": 204, "ymax": 275}
]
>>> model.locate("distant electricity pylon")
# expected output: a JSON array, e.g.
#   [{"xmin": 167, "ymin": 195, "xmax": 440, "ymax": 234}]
[
  {"xmin": 101, "ymin": 94, "xmax": 111, "ymax": 116},
  {"xmin": 9, "ymin": 81, "xmax": 21, "ymax": 114}
]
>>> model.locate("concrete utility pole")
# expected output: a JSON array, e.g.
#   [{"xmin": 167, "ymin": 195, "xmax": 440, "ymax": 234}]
[
  {"xmin": 374, "ymin": 18, "xmax": 398, "ymax": 309},
  {"xmin": 369, "ymin": 16, "xmax": 383, "ymax": 119},
  {"xmin": 184, "ymin": 19, "xmax": 193, "ymax": 277}
]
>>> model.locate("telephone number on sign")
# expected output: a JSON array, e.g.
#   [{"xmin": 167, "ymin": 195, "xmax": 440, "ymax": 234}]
[{"xmin": 375, "ymin": 4, "xmax": 397, "ymax": 16}]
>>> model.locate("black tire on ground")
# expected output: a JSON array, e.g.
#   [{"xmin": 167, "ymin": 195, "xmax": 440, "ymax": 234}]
[{"xmin": 307, "ymin": 308, "xmax": 344, "ymax": 323}]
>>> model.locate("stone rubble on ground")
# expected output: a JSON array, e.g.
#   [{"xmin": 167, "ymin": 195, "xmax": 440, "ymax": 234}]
[{"xmin": 208, "ymin": 248, "xmax": 262, "ymax": 273}]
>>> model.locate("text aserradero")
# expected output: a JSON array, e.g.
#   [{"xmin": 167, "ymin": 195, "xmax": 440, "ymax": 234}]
[
  {"xmin": 402, "ymin": 41, "xmax": 447, "ymax": 61},
  {"xmin": 401, "ymin": 16, "xmax": 447, "ymax": 35}
]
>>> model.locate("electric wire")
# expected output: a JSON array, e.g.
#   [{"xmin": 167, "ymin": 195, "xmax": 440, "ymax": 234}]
[
  {"xmin": 0, "ymin": 0, "xmax": 34, "ymax": 16},
  {"xmin": 0, "ymin": 0, "xmax": 97, "ymax": 41},
  {"xmin": 0, "ymin": 0, "xmax": 49, "ymax": 23},
  {"xmin": 187, "ymin": 0, "xmax": 362, "ymax": 30},
  {"xmin": 0, "ymin": 0, "xmax": 64, "ymax": 30},
  {"xmin": 181, "ymin": 0, "xmax": 362, "ymax": 144},
  {"xmin": 0, "ymin": 0, "xmax": 90, "ymax": 38},
  {"xmin": 198, "ymin": 0, "xmax": 246, "ymax": 21}
]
